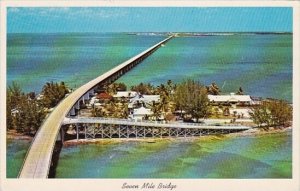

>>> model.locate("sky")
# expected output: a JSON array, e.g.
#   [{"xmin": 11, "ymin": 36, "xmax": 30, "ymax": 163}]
[{"xmin": 7, "ymin": 7, "xmax": 292, "ymax": 33}]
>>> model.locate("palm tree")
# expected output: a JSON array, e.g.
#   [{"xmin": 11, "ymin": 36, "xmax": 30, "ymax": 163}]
[
  {"xmin": 207, "ymin": 82, "xmax": 221, "ymax": 95},
  {"xmin": 92, "ymin": 107, "xmax": 105, "ymax": 117},
  {"xmin": 120, "ymin": 104, "xmax": 129, "ymax": 119},
  {"xmin": 150, "ymin": 101, "xmax": 161, "ymax": 121},
  {"xmin": 214, "ymin": 107, "xmax": 220, "ymax": 118},
  {"xmin": 159, "ymin": 96, "xmax": 168, "ymax": 120},
  {"xmin": 167, "ymin": 79, "xmax": 174, "ymax": 95},
  {"xmin": 236, "ymin": 87, "xmax": 244, "ymax": 95}
]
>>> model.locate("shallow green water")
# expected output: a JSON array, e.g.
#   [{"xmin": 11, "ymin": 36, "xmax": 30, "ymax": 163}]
[
  {"xmin": 54, "ymin": 131, "xmax": 292, "ymax": 178},
  {"xmin": 6, "ymin": 139, "xmax": 31, "ymax": 178}
]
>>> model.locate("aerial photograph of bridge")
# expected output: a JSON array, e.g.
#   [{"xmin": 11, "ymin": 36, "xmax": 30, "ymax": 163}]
[{"xmin": 5, "ymin": 6, "xmax": 293, "ymax": 180}]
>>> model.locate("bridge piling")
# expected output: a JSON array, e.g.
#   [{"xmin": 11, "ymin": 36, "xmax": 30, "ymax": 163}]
[
  {"xmin": 60, "ymin": 128, "xmax": 65, "ymax": 143},
  {"xmin": 84, "ymin": 125, "xmax": 87, "ymax": 139},
  {"xmin": 76, "ymin": 124, "xmax": 79, "ymax": 141}
]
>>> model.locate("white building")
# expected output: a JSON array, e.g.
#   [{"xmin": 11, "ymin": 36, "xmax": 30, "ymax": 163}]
[
  {"xmin": 208, "ymin": 93, "xmax": 253, "ymax": 106},
  {"xmin": 131, "ymin": 106, "xmax": 153, "ymax": 121},
  {"xmin": 113, "ymin": 91, "xmax": 138, "ymax": 99},
  {"xmin": 130, "ymin": 94, "xmax": 160, "ymax": 105}
]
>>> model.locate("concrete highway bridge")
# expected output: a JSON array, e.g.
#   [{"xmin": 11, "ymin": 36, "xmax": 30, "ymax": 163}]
[{"xmin": 19, "ymin": 35, "xmax": 173, "ymax": 178}]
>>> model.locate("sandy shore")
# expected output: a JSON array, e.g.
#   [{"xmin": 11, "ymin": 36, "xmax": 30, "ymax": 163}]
[{"xmin": 6, "ymin": 130, "xmax": 33, "ymax": 140}]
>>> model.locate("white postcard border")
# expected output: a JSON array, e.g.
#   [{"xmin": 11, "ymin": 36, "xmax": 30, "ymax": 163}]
[{"xmin": 0, "ymin": 1, "xmax": 299, "ymax": 191}]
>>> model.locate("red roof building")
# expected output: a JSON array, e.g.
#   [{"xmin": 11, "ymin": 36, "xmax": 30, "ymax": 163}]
[{"xmin": 97, "ymin": 92, "xmax": 113, "ymax": 100}]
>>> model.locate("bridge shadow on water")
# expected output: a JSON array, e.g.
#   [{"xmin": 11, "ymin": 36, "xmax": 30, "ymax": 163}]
[{"xmin": 48, "ymin": 141, "xmax": 63, "ymax": 178}]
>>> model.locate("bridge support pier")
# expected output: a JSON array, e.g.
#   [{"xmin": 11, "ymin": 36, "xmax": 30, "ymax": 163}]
[
  {"xmin": 84, "ymin": 92, "xmax": 90, "ymax": 100},
  {"xmin": 76, "ymin": 124, "xmax": 79, "ymax": 141},
  {"xmin": 60, "ymin": 128, "xmax": 65, "ymax": 143},
  {"xmin": 75, "ymin": 101, "xmax": 80, "ymax": 110},
  {"xmin": 69, "ymin": 106, "xmax": 76, "ymax": 116}
]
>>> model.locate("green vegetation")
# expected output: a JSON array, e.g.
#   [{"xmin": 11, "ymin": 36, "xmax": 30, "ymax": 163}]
[
  {"xmin": 7, "ymin": 82, "xmax": 46, "ymax": 135},
  {"xmin": 7, "ymin": 78, "xmax": 292, "ymax": 136},
  {"xmin": 131, "ymin": 83, "xmax": 154, "ymax": 95},
  {"xmin": 40, "ymin": 81, "xmax": 69, "ymax": 108},
  {"xmin": 91, "ymin": 100, "xmax": 129, "ymax": 119},
  {"xmin": 236, "ymin": 87, "xmax": 244, "ymax": 95},
  {"xmin": 174, "ymin": 79, "xmax": 210, "ymax": 122},
  {"xmin": 91, "ymin": 107, "xmax": 106, "ymax": 117},
  {"xmin": 7, "ymin": 81, "xmax": 69, "ymax": 135},
  {"xmin": 129, "ymin": 81, "xmax": 175, "ymax": 120},
  {"xmin": 206, "ymin": 82, "xmax": 221, "ymax": 95},
  {"xmin": 249, "ymin": 100, "xmax": 292, "ymax": 129},
  {"xmin": 104, "ymin": 82, "xmax": 127, "ymax": 95}
]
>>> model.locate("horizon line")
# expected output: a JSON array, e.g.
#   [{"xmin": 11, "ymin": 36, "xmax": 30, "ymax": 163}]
[{"xmin": 7, "ymin": 31, "xmax": 293, "ymax": 34}]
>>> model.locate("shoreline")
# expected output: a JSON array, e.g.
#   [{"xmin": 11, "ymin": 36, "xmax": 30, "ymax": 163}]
[{"xmin": 6, "ymin": 130, "xmax": 33, "ymax": 141}]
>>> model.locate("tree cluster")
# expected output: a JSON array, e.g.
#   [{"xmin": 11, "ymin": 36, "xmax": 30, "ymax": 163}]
[
  {"xmin": 206, "ymin": 82, "xmax": 244, "ymax": 96},
  {"xmin": 7, "ymin": 82, "xmax": 46, "ymax": 135},
  {"xmin": 249, "ymin": 100, "xmax": 292, "ymax": 129},
  {"xmin": 131, "ymin": 83, "xmax": 154, "ymax": 95},
  {"xmin": 104, "ymin": 82, "xmax": 127, "ymax": 94},
  {"xmin": 174, "ymin": 79, "xmax": 210, "ymax": 122},
  {"xmin": 40, "ymin": 81, "xmax": 69, "ymax": 108},
  {"xmin": 206, "ymin": 82, "xmax": 221, "ymax": 95}
]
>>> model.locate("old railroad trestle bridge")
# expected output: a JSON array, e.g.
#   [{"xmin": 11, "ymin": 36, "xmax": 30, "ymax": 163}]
[{"xmin": 62, "ymin": 117, "xmax": 250, "ymax": 140}]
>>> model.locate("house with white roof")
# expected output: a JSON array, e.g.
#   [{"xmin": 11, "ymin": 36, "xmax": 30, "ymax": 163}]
[
  {"xmin": 130, "ymin": 106, "xmax": 153, "ymax": 121},
  {"xmin": 113, "ymin": 91, "xmax": 138, "ymax": 99},
  {"xmin": 129, "ymin": 94, "xmax": 160, "ymax": 106},
  {"xmin": 208, "ymin": 93, "xmax": 253, "ymax": 106}
]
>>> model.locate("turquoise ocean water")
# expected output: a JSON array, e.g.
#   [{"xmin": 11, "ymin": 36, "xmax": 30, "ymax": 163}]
[
  {"xmin": 7, "ymin": 33, "xmax": 164, "ymax": 92},
  {"xmin": 6, "ymin": 33, "xmax": 292, "ymax": 178},
  {"xmin": 117, "ymin": 34, "xmax": 292, "ymax": 101},
  {"xmin": 55, "ymin": 132, "xmax": 292, "ymax": 178}
]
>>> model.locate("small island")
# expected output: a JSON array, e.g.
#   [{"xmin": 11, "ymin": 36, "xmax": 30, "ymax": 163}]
[{"xmin": 7, "ymin": 79, "xmax": 292, "ymax": 142}]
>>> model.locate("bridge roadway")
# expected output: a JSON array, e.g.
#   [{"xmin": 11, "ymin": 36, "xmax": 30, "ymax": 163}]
[
  {"xmin": 19, "ymin": 35, "xmax": 174, "ymax": 178},
  {"xmin": 63, "ymin": 117, "xmax": 251, "ymax": 130}
]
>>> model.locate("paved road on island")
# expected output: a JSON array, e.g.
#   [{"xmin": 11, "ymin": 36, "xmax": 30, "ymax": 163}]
[{"xmin": 19, "ymin": 36, "xmax": 173, "ymax": 178}]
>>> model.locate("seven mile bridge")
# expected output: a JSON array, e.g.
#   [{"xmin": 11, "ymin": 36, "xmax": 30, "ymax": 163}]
[{"xmin": 19, "ymin": 35, "xmax": 174, "ymax": 178}]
